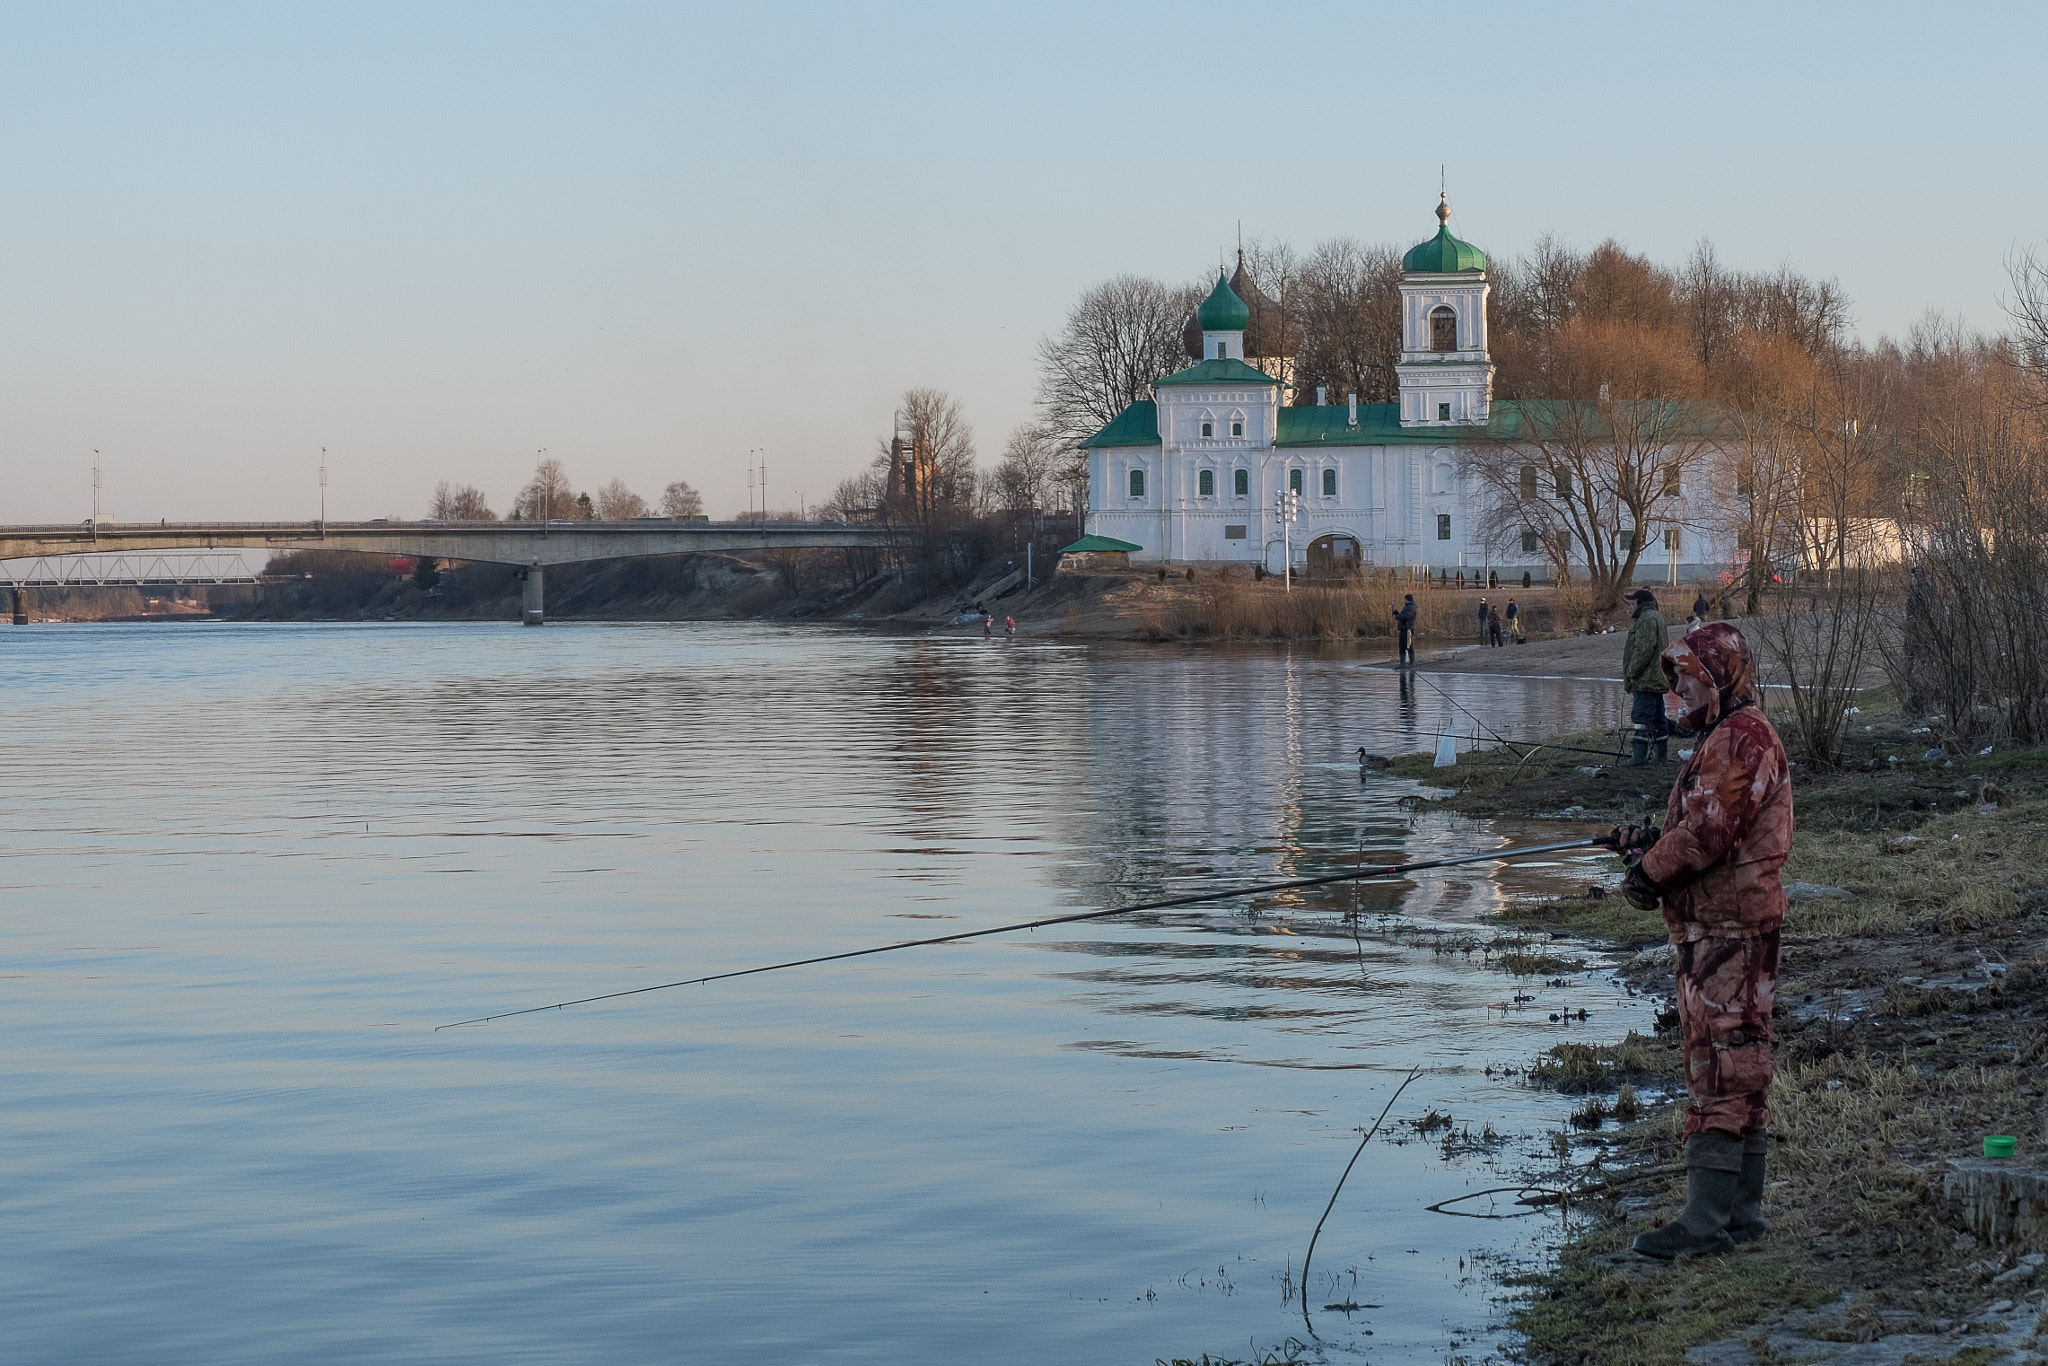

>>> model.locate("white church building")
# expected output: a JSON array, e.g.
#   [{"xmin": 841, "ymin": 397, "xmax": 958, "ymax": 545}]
[{"xmin": 1079, "ymin": 198, "xmax": 1736, "ymax": 584}]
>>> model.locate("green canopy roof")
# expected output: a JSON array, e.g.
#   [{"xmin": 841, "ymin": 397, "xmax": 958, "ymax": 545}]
[
  {"xmin": 1059, "ymin": 534, "xmax": 1144, "ymax": 554},
  {"xmin": 1402, "ymin": 195, "xmax": 1487, "ymax": 273},
  {"xmin": 1195, "ymin": 271, "xmax": 1251, "ymax": 332}
]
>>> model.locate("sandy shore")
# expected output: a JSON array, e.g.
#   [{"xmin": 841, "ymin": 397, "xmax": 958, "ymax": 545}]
[{"xmin": 1397, "ymin": 627, "xmax": 1644, "ymax": 681}]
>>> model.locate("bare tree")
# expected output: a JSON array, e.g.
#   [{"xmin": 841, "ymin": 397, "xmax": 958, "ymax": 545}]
[
  {"xmin": 659, "ymin": 480, "xmax": 705, "ymax": 519},
  {"xmin": 2008, "ymin": 244, "xmax": 2048, "ymax": 393},
  {"xmin": 1469, "ymin": 318, "xmax": 1724, "ymax": 605},
  {"xmin": 512, "ymin": 458, "xmax": 575, "ymax": 521},
  {"xmin": 875, "ymin": 387, "xmax": 977, "ymax": 522},
  {"xmin": 1034, "ymin": 274, "xmax": 1202, "ymax": 450},
  {"xmin": 990, "ymin": 424, "xmax": 1061, "ymax": 513},
  {"xmin": 428, "ymin": 481, "xmax": 496, "ymax": 521},
  {"xmin": 1291, "ymin": 238, "xmax": 1404, "ymax": 404},
  {"xmin": 595, "ymin": 478, "xmax": 648, "ymax": 521}
]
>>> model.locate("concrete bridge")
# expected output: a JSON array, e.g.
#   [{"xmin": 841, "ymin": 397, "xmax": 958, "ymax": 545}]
[{"xmin": 0, "ymin": 519, "xmax": 907, "ymax": 625}]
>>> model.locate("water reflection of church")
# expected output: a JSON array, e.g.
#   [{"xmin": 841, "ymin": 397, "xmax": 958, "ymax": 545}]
[{"xmin": 1081, "ymin": 198, "xmax": 1521, "ymax": 578}]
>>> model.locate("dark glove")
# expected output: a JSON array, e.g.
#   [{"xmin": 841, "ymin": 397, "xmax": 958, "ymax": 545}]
[
  {"xmin": 1621, "ymin": 861, "xmax": 1663, "ymax": 911},
  {"xmin": 1598, "ymin": 824, "xmax": 1663, "ymax": 852}
]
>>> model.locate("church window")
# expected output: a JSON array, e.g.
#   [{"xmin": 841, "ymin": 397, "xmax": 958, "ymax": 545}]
[
  {"xmin": 1322, "ymin": 469, "xmax": 1337, "ymax": 497},
  {"xmin": 1234, "ymin": 469, "xmax": 1249, "ymax": 497},
  {"xmin": 1201, "ymin": 421, "xmax": 1213, "ymax": 437},
  {"xmin": 1661, "ymin": 464, "xmax": 1681, "ymax": 497},
  {"xmin": 1554, "ymin": 468, "xmax": 1572, "ymax": 498},
  {"xmin": 1437, "ymin": 402, "xmax": 1451, "ymax": 422},
  {"xmin": 1521, "ymin": 529, "xmax": 1539, "ymax": 553},
  {"xmin": 1430, "ymin": 306, "xmax": 1457, "ymax": 351},
  {"xmin": 1437, "ymin": 514, "xmax": 1452, "ymax": 541},
  {"xmin": 1664, "ymin": 528, "xmax": 1681, "ymax": 551},
  {"xmin": 1736, "ymin": 463, "xmax": 1753, "ymax": 498},
  {"xmin": 1216, "ymin": 341, "xmax": 1227, "ymax": 359},
  {"xmin": 1519, "ymin": 464, "xmax": 1538, "ymax": 499},
  {"xmin": 1129, "ymin": 469, "xmax": 1145, "ymax": 498},
  {"xmin": 1289, "ymin": 469, "xmax": 1304, "ymax": 495},
  {"xmin": 1231, "ymin": 420, "xmax": 1242, "ymax": 437},
  {"xmin": 1199, "ymin": 469, "xmax": 1214, "ymax": 497}
]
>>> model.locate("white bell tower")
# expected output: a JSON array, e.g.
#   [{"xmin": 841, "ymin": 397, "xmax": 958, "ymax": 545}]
[{"xmin": 1396, "ymin": 194, "xmax": 1494, "ymax": 428}]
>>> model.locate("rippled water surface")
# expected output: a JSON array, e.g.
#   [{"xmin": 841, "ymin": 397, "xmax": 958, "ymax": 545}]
[{"xmin": 1, "ymin": 622, "xmax": 1649, "ymax": 1364}]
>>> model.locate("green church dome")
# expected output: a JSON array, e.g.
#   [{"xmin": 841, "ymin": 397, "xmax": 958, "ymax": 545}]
[
  {"xmin": 1402, "ymin": 194, "xmax": 1487, "ymax": 273},
  {"xmin": 1195, "ymin": 271, "xmax": 1252, "ymax": 332}
]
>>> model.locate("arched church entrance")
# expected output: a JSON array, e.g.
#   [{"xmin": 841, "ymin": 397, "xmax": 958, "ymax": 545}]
[{"xmin": 1305, "ymin": 532, "xmax": 1363, "ymax": 577}]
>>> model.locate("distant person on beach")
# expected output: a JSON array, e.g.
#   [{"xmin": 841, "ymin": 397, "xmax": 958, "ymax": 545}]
[{"xmin": 1392, "ymin": 595, "xmax": 1416, "ymax": 664}]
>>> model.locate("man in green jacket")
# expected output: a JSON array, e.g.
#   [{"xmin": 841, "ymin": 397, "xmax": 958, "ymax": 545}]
[{"xmin": 1623, "ymin": 588, "xmax": 1670, "ymax": 766}]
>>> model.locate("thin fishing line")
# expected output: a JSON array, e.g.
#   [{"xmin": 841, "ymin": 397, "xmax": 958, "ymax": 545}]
[
  {"xmin": 1299, "ymin": 1068, "xmax": 1422, "ymax": 1333},
  {"xmin": 1404, "ymin": 672, "xmax": 1625, "ymax": 761},
  {"xmin": 436, "ymin": 838, "xmax": 1603, "ymax": 1029}
]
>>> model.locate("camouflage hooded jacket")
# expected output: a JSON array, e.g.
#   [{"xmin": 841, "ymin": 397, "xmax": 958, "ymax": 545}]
[{"xmin": 1638, "ymin": 623, "xmax": 1793, "ymax": 941}]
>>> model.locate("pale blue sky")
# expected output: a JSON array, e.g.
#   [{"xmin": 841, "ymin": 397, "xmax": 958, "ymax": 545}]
[{"xmin": 3, "ymin": 1, "xmax": 2041, "ymax": 523}]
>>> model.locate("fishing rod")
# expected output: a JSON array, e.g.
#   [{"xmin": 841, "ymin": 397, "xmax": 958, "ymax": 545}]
[
  {"xmin": 1406, "ymin": 670, "xmax": 1626, "ymax": 761},
  {"xmin": 437, "ymin": 837, "xmax": 1607, "ymax": 1030}
]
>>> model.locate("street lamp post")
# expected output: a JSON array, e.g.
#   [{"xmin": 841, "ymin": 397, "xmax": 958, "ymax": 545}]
[
  {"xmin": 1276, "ymin": 488, "xmax": 1299, "ymax": 592},
  {"xmin": 318, "ymin": 450, "xmax": 327, "ymax": 531}
]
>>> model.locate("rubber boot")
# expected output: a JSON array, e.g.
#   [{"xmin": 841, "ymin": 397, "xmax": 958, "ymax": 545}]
[
  {"xmin": 1727, "ymin": 1131, "xmax": 1770, "ymax": 1245},
  {"xmin": 1624, "ymin": 737, "xmax": 1651, "ymax": 767},
  {"xmin": 1632, "ymin": 1132, "xmax": 1742, "ymax": 1259},
  {"xmin": 1649, "ymin": 738, "xmax": 1669, "ymax": 764}
]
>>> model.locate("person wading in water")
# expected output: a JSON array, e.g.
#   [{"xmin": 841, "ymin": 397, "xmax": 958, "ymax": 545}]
[
  {"xmin": 1604, "ymin": 623, "xmax": 1791, "ymax": 1258},
  {"xmin": 1392, "ymin": 595, "xmax": 1417, "ymax": 665}
]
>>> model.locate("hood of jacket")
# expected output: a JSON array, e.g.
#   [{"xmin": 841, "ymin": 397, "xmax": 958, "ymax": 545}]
[{"xmin": 1660, "ymin": 621, "xmax": 1758, "ymax": 731}]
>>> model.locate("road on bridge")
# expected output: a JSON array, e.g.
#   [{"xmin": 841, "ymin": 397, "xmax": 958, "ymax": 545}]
[{"xmin": 0, "ymin": 519, "xmax": 910, "ymax": 625}]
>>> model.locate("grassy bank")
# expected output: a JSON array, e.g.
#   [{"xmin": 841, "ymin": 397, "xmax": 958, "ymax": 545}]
[{"xmin": 1416, "ymin": 703, "xmax": 2048, "ymax": 1362}]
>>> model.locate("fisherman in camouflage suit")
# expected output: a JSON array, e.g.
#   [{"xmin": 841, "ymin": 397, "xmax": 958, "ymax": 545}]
[{"xmin": 1603, "ymin": 621, "xmax": 1792, "ymax": 1258}]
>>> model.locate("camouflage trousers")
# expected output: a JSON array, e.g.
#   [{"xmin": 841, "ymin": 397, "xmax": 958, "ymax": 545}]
[{"xmin": 1675, "ymin": 929, "xmax": 1779, "ymax": 1138}]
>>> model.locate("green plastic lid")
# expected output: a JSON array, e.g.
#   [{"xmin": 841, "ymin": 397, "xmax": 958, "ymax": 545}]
[{"xmin": 1984, "ymin": 1135, "xmax": 2017, "ymax": 1158}]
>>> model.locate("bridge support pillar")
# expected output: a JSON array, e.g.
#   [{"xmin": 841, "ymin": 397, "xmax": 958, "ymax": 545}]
[
  {"xmin": 11, "ymin": 587, "xmax": 28, "ymax": 625},
  {"xmin": 520, "ymin": 563, "xmax": 544, "ymax": 626}
]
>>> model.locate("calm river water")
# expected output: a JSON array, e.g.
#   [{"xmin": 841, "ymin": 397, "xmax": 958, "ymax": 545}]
[{"xmin": 1, "ymin": 621, "xmax": 1647, "ymax": 1364}]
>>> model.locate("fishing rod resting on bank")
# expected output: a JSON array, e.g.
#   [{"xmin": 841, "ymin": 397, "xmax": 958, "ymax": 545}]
[
  {"xmin": 437, "ymin": 837, "xmax": 1607, "ymax": 1030},
  {"xmin": 1409, "ymin": 669, "xmax": 1626, "ymax": 762}
]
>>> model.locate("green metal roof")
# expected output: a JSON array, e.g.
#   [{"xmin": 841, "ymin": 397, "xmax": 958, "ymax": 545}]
[
  {"xmin": 1079, "ymin": 393, "xmax": 1719, "ymax": 453},
  {"xmin": 1276, "ymin": 403, "xmax": 1494, "ymax": 445},
  {"xmin": 1195, "ymin": 271, "xmax": 1251, "ymax": 332},
  {"xmin": 1153, "ymin": 357, "xmax": 1283, "ymax": 388},
  {"xmin": 1402, "ymin": 224, "xmax": 1488, "ymax": 273},
  {"xmin": 1079, "ymin": 398, "xmax": 1159, "ymax": 448},
  {"xmin": 1059, "ymin": 534, "xmax": 1144, "ymax": 554}
]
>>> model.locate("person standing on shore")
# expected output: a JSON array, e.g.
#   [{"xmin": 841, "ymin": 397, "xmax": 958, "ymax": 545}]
[
  {"xmin": 1623, "ymin": 588, "xmax": 1670, "ymax": 766},
  {"xmin": 1392, "ymin": 595, "xmax": 1417, "ymax": 664},
  {"xmin": 1607, "ymin": 623, "xmax": 1790, "ymax": 1259},
  {"xmin": 1004, "ymin": 615, "xmax": 1015, "ymax": 638},
  {"xmin": 1505, "ymin": 598, "xmax": 1523, "ymax": 643},
  {"xmin": 983, "ymin": 615, "xmax": 994, "ymax": 638},
  {"xmin": 1486, "ymin": 604, "xmax": 1505, "ymax": 647},
  {"xmin": 1476, "ymin": 597, "xmax": 1489, "ymax": 644}
]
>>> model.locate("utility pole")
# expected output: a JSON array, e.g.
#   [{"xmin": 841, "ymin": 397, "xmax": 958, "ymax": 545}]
[
  {"xmin": 91, "ymin": 450, "xmax": 101, "ymax": 537},
  {"xmin": 318, "ymin": 449, "xmax": 327, "ymax": 531}
]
